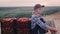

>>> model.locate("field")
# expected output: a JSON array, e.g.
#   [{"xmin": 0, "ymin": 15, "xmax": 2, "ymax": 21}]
[
  {"xmin": 45, "ymin": 12, "xmax": 60, "ymax": 34},
  {"xmin": 0, "ymin": 6, "xmax": 60, "ymax": 18}
]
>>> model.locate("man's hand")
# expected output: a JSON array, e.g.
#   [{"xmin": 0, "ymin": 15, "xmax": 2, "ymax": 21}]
[
  {"xmin": 47, "ymin": 26, "xmax": 58, "ymax": 32},
  {"xmin": 53, "ymin": 28, "xmax": 58, "ymax": 32}
]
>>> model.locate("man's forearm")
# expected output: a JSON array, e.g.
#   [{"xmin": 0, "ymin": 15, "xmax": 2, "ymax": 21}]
[{"xmin": 47, "ymin": 26, "xmax": 57, "ymax": 31}]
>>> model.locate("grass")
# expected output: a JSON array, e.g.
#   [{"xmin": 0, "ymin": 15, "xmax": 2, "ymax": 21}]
[{"xmin": 0, "ymin": 6, "xmax": 60, "ymax": 18}]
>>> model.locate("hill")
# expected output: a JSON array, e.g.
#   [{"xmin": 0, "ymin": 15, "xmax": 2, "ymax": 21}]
[{"xmin": 0, "ymin": 6, "xmax": 60, "ymax": 18}]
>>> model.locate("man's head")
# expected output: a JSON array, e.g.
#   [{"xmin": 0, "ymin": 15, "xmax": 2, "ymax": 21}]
[{"xmin": 34, "ymin": 4, "xmax": 44, "ymax": 14}]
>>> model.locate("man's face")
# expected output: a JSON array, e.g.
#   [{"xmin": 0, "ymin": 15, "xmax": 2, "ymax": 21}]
[{"xmin": 36, "ymin": 8, "xmax": 42, "ymax": 14}]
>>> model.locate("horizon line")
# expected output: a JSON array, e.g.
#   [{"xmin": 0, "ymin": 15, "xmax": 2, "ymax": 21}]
[{"xmin": 0, "ymin": 6, "xmax": 60, "ymax": 7}]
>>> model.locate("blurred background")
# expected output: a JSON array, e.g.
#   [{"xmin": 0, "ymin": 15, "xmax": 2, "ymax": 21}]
[
  {"xmin": 0, "ymin": 6, "xmax": 60, "ymax": 18},
  {"xmin": 0, "ymin": 0, "xmax": 60, "ymax": 34}
]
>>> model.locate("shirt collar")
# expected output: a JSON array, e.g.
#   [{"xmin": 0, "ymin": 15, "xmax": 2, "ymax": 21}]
[
  {"xmin": 33, "ymin": 13, "xmax": 41, "ymax": 17},
  {"xmin": 34, "ymin": 13, "xmax": 40, "ymax": 16}
]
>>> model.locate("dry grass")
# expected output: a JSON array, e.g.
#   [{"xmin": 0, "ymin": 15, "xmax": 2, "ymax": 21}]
[{"xmin": 44, "ymin": 12, "xmax": 60, "ymax": 34}]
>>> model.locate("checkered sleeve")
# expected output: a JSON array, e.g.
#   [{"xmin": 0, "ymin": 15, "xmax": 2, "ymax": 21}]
[{"xmin": 32, "ymin": 15, "xmax": 48, "ymax": 30}]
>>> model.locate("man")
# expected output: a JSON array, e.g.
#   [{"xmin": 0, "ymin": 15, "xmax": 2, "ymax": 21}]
[{"xmin": 31, "ymin": 4, "xmax": 57, "ymax": 34}]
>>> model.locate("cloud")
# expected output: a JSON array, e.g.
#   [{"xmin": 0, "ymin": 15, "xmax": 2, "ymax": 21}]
[
  {"xmin": 45, "ymin": 0, "xmax": 60, "ymax": 6},
  {"xmin": 0, "ymin": 0, "xmax": 60, "ymax": 7}
]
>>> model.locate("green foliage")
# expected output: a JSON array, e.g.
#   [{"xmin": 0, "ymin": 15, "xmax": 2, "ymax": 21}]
[{"xmin": 0, "ymin": 6, "xmax": 60, "ymax": 18}]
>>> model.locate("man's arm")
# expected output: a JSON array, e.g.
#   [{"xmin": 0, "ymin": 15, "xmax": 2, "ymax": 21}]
[{"xmin": 32, "ymin": 16, "xmax": 57, "ymax": 31}]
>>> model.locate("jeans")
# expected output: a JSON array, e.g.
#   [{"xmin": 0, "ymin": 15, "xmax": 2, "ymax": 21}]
[{"xmin": 31, "ymin": 25, "xmax": 46, "ymax": 34}]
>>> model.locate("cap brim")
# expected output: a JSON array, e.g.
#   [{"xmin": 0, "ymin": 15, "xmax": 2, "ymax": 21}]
[{"xmin": 41, "ymin": 5, "xmax": 45, "ymax": 7}]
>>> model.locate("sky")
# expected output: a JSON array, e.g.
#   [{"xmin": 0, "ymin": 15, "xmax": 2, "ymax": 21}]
[{"xmin": 0, "ymin": 0, "xmax": 60, "ymax": 7}]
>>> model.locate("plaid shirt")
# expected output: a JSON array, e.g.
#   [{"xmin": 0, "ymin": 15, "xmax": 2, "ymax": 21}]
[{"xmin": 31, "ymin": 13, "xmax": 48, "ymax": 30}]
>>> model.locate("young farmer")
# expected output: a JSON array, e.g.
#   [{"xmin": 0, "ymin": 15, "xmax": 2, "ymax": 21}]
[{"xmin": 31, "ymin": 4, "xmax": 57, "ymax": 34}]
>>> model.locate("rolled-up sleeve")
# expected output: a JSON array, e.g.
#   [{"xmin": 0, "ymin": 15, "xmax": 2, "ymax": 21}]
[{"xmin": 32, "ymin": 16, "xmax": 48, "ymax": 30}]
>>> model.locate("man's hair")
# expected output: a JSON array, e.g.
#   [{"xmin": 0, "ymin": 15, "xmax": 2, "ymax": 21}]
[{"xmin": 34, "ymin": 4, "xmax": 44, "ymax": 11}]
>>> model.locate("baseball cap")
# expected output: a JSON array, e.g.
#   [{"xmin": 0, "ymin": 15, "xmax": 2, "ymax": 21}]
[{"xmin": 34, "ymin": 4, "xmax": 44, "ymax": 10}]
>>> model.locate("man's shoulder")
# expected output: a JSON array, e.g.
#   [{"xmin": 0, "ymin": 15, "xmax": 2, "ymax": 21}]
[{"xmin": 31, "ymin": 14, "xmax": 40, "ymax": 21}]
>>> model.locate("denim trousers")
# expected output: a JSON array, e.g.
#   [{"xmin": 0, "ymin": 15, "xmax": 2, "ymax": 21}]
[{"xmin": 31, "ymin": 25, "xmax": 46, "ymax": 34}]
